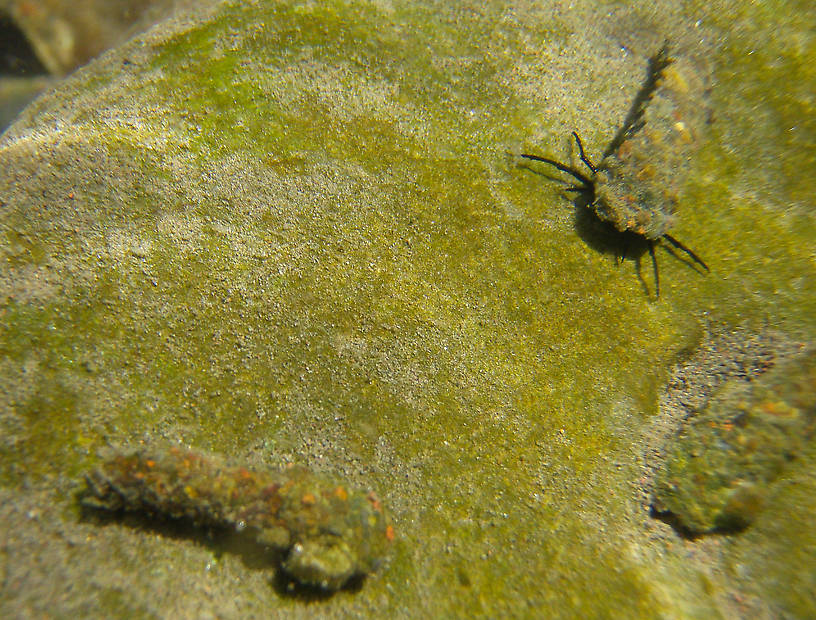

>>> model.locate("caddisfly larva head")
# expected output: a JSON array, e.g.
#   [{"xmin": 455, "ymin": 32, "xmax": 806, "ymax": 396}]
[{"xmin": 592, "ymin": 161, "xmax": 676, "ymax": 240}]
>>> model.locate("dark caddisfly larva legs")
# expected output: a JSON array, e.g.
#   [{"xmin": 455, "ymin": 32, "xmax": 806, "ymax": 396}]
[
  {"xmin": 518, "ymin": 132, "xmax": 595, "ymax": 190},
  {"xmin": 570, "ymin": 132, "xmax": 597, "ymax": 174},
  {"xmin": 517, "ymin": 152, "xmax": 593, "ymax": 188},
  {"xmin": 662, "ymin": 233, "xmax": 709, "ymax": 272},
  {"xmin": 648, "ymin": 240, "xmax": 660, "ymax": 299}
]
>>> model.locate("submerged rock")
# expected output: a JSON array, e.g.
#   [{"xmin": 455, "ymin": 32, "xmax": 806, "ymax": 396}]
[
  {"xmin": 654, "ymin": 348, "xmax": 816, "ymax": 533},
  {"xmin": 1, "ymin": 0, "xmax": 815, "ymax": 616}
]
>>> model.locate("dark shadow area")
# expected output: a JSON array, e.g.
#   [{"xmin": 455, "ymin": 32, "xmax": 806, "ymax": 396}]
[
  {"xmin": 78, "ymin": 502, "xmax": 277, "ymax": 570},
  {"xmin": 649, "ymin": 505, "xmax": 748, "ymax": 540},
  {"xmin": 572, "ymin": 192, "xmax": 648, "ymax": 258},
  {"xmin": 0, "ymin": 11, "xmax": 51, "ymax": 133},
  {"xmin": 519, "ymin": 162, "xmax": 656, "ymax": 297},
  {"xmin": 271, "ymin": 568, "xmax": 364, "ymax": 601},
  {"xmin": 660, "ymin": 242, "xmax": 710, "ymax": 274},
  {"xmin": 78, "ymin": 502, "xmax": 363, "ymax": 600},
  {"xmin": 573, "ymin": 199, "xmax": 659, "ymax": 299},
  {"xmin": 0, "ymin": 13, "xmax": 47, "ymax": 76}
]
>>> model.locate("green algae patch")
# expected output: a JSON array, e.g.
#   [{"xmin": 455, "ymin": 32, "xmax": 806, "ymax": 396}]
[
  {"xmin": 654, "ymin": 348, "xmax": 816, "ymax": 533},
  {"xmin": 0, "ymin": 298, "xmax": 110, "ymax": 485}
]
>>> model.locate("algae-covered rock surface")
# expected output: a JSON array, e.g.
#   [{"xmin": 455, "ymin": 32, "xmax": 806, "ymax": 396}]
[{"xmin": 1, "ymin": 0, "xmax": 814, "ymax": 617}]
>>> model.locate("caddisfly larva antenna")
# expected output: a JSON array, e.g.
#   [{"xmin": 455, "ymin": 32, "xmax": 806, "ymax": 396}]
[{"xmin": 662, "ymin": 233, "xmax": 709, "ymax": 272}]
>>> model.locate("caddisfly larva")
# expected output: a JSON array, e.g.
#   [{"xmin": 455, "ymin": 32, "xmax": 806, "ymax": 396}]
[
  {"xmin": 81, "ymin": 446, "xmax": 394, "ymax": 591},
  {"xmin": 518, "ymin": 44, "xmax": 710, "ymax": 297}
]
